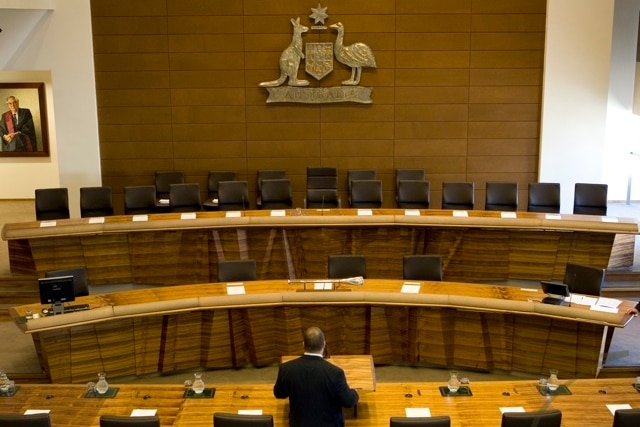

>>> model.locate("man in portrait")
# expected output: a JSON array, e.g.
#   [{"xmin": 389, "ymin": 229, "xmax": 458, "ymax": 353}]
[{"xmin": 1, "ymin": 95, "xmax": 37, "ymax": 152}]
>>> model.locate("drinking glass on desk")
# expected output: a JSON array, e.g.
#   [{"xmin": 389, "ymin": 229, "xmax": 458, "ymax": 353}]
[{"xmin": 547, "ymin": 369, "xmax": 560, "ymax": 391}]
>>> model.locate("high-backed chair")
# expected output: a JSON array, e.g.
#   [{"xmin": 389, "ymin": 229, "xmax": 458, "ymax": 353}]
[
  {"xmin": 124, "ymin": 185, "xmax": 157, "ymax": 215},
  {"xmin": 203, "ymin": 171, "xmax": 237, "ymax": 211},
  {"xmin": 305, "ymin": 166, "xmax": 340, "ymax": 208},
  {"xmin": 527, "ymin": 182, "xmax": 561, "ymax": 213},
  {"xmin": 154, "ymin": 170, "xmax": 184, "ymax": 203},
  {"xmin": 99, "ymin": 415, "xmax": 160, "ymax": 427},
  {"xmin": 45, "ymin": 266, "xmax": 89, "ymax": 297},
  {"xmin": 347, "ymin": 169, "xmax": 377, "ymax": 205},
  {"xmin": 213, "ymin": 413, "xmax": 274, "ymax": 427},
  {"xmin": 217, "ymin": 259, "xmax": 257, "ymax": 282},
  {"xmin": 441, "ymin": 182, "xmax": 474, "ymax": 210},
  {"xmin": 485, "ymin": 182, "xmax": 518, "ymax": 212},
  {"xmin": 573, "ymin": 182, "xmax": 608, "ymax": 215},
  {"xmin": 612, "ymin": 408, "xmax": 640, "ymax": 427},
  {"xmin": 256, "ymin": 170, "xmax": 287, "ymax": 208},
  {"xmin": 169, "ymin": 183, "xmax": 202, "ymax": 213},
  {"xmin": 395, "ymin": 168, "xmax": 426, "ymax": 202},
  {"xmin": 328, "ymin": 255, "xmax": 367, "ymax": 279},
  {"xmin": 217, "ymin": 180, "xmax": 250, "ymax": 211},
  {"xmin": 390, "ymin": 416, "xmax": 451, "ymax": 427},
  {"xmin": 0, "ymin": 413, "xmax": 52, "ymax": 427},
  {"xmin": 403, "ymin": 255, "xmax": 442, "ymax": 281},
  {"xmin": 80, "ymin": 186, "xmax": 114, "ymax": 218},
  {"xmin": 259, "ymin": 178, "xmax": 292, "ymax": 210},
  {"xmin": 397, "ymin": 180, "xmax": 430, "ymax": 209},
  {"xmin": 35, "ymin": 188, "xmax": 70, "ymax": 221},
  {"xmin": 350, "ymin": 179, "xmax": 383, "ymax": 208},
  {"xmin": 563, "ymin": 262, "xmax": 605, "ymax": 296},
  {"xmin": 500, "ymin": 409, "xmax": 562, "ymax": 427}
]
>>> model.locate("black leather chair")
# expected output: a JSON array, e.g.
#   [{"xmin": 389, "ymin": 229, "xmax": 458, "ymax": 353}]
[
  {"xmin": 213, "ymin": 413, "xmax": 274, "ymax": 427},
  {"xmin": 441, "ymin": 182, "xmax": 474, "ymax": 210},
  {"xmin": 169, "ymin": 183, "xmax": 202, "ymax": 213},
  {"xmin": 256, "ymin": 170, "xmax": 287, "ymax": 208},
  {"xmin": 500, "ymin": 409, "xmax": 562, "ymax": 427},
  {"xmin": 218, "ymin": 180, "xmax": 250, "ymax": 211},
  {"xmin": 305, "ymin": 166, "xmax": 340, "ymax": 208},
  {"xmin": 485, "ymin": 182, "xmax": 518, "ymax": 212},
  {"xmin": 403, "ymin": 255, "xmax": 442, "ymax": 281},
  {"xmin": 0, "ymin": 414, "xmax": 51, "ymax": 427},
  {"xmin": 203, "ymin": 171, "xmax": 237, "ymax": 211},
  {"xmin": 80, "ymin": 186, "xmax": 114, "ymax": 218},
  {"xmin": 397, "ymin": 180, "xmax": 430, "ymax": 209},
  {"xmin": 573, "ymin": 183, "xmax": 608, "ymax": 215},
  {"xmin": 390, "ymin": 416, "xmax": 450, "ymax": 427},
  {"xmin": 99, "ymin": 415, "xmax": 160, "ymax": 427},
  {"xmin": 613, "ymin": 408, "xmax": 640, "ymax": 427},
  {"xmin": 527, "ymin": 182, "xmax": 561, "ymax": 213},
  {"xmin": 395, "ymin": 168, "xmax": 426, "ymax": 203},
  {"xmin": 348, "ymin": 169, "xmax": 377, "ymax": 205},
  {"xmin": 350, "ymin": 179, "xmax": 383, "ymax": 208},
  {"xmin": 217, "ymin": 259, "xmax": 257, "ymax": 282},
  {"xmin": 124, "ymin": 185, "xmax": 158, "ymax": 215},
  {"xmin": 35, "ymin": 188, "xmax": 70, "ymax": 221},
  {"xmin": 259, "ymin": 178, "xmax": 292, "ymax": 210},
  {"xmin": 45, "ymin": 266, "xmax": 89, "ymax": 297},
  {"xmin": 154, "ymin": 170, "xmax": 184, "ymax": 204},
  {"xmin": 563, "ymin": 262, "xmax": 605, "ymax": 296},
  {"xmin": 328, "ymin": 255, "xmax": 366, "ymax": 279}
]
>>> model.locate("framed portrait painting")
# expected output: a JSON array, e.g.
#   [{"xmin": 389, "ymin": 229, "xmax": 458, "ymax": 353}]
[{"xmin": 0, "ymin": 82, "xmax": 49, "ymax": 157}]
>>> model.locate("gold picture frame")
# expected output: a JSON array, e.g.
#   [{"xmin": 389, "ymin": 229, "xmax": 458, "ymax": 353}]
[{"xmin": 0, "ymin": 82, "xmax": 50, "ymax": 157}]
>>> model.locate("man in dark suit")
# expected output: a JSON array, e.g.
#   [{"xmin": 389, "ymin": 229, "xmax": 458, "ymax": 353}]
[
  {"xmin": 1, "ymin": 96, "xmax": 36, "ymax": 152},
  {"xmin": 274, "ymin": 327, "xmax": 359, "ymax": 427}
]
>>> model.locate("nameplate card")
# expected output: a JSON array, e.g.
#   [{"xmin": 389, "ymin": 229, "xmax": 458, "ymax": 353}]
[
  {"xmin": 404, "ymin": 209, "xmax": 421, "ymax": 216},
  {"xmin": 180, "ymin": 212, "xmax": 197, "ymax": 220},
  {"xmin": 357, "ymin": 209, "xmax": 373, "ymax": 216},
  {"xmin": 225, "ymin": 211, "xmax": 242, "ymax": 218},
  {"xmin": 131, "ymin": 409, "xmax": 157, "ymax": 417},
  {"xmin": 238, "ymin": 409, "xmax": 263, "ymax": 415},
  {"xmin": 405, "ymin": 407, "xmax": 430, "ymax": 417},
  {"xmin": 88, "ymin": 217, "xmax": 105, "ymax": 224},
  {"xmin": 314, "ymin": 282, "xmax": 333, "ymax": 290},
  {"xmin": 226, "ymin": 283, "xmax": 246, "ymax": 295},
  {"xmin": 24, "ymin": 410, "xmax": 51, "ymax": 415},
  {"xmin": 401, "ymin": 282, "xmax": 421, "ymax": 294},
  {"xmin": 607, "ymin": 404, "xmax": 632, "ymax": 415},
  {"xmin": 601, "ymin": 216, "xmax": 619, "ymax": 223},
  {"xmin": 132, "ymin": 215, "xmax": 148, "ymax": 222},
  {"xmin": 500, "ymin": 212, "xmax": 517, "ymax": 219},
  {"xmin": 545, "ymin": 214, "xmax": 562, "ymax": 220},
  {"xmin": 270, "ymin": 210, "xmax": 286, "ymax": 217},
  {"xmin": 158, "ymin": 198, "xmax": 170, "ymax": 205},
  {"xmin": 499, "ymin": 407, "xmax": 525, "ymax": 414},
  {"xmin": 39, "ymin": 221, "xmax": 57, "ymax": 227},
  {"xmin": 452, "ymin": 210, "xmax": 468, "ymax": 217}
]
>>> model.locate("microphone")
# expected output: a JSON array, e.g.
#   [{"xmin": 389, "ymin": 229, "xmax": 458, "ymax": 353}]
[
  {"xmin": 241, "ymin": 194, "xmax": 246, "ymax": 211},
  {"xmin": 321, "ymin": 194, "xmax": 325, "ymax": 215},
  {"xmin": 287, "ymin": 276, "xmax": 364, "ymax": 286}
]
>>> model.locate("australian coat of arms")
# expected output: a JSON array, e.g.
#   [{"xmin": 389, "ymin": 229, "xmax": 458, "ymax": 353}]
[{"xmin": 259, "ymin": 4, "xmax": 376, "ymax": 104}]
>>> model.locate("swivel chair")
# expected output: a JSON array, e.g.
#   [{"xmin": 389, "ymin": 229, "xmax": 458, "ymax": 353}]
[
  {"xmin": 395, "ymin": 168, "xmax": 426, "ymax": 203},
  {"xmin": 485, "ymin": 182, "xmax": 518, "ymax": 212},
  {"xmin": 347, "ymin": 169, "xmax": 377, "ymax": 205},
  {"xmin": 217, "ymin": 259, "xmax": 257, "ymax": 282},
  {"xmin": 35, "ymin": 188, "xmax": 70, "ymax": 221},
  {"xmin": 441, "ymin": 182, "xmax": 474, "ymax": 210},
  {"xmin": 500, "ymin": 409, "xmax": 561, "ymax": 427},
  {"xmin": 403, "ymin": 255, "xmax": 442, "ymax": 281},
  {"xmin": 203, "ymin": 171, "xmax": 237, "ymax": 211},
  {"xmin": 612, "ymin": 408, "xmax": 640, "ymax": 427},
  {"xmin": 154, "ymin": 170, "xmax": 184, "ymax": 204},
  {"xmin": 390, "ymin": 416, "xmax": 450, "ymax": 427},
  {"xmin": 80, "ymin": 186, "xmax": 114, "ymax": 218},
  {"xmin": 573, "ymin": 183, "xmax": 608, "ymax": 215},
  {"xmin": 350, "ymin": 179, "xmax": 383, "ymax": 208},
  {"xmin": 124, "ymin": 185, "xmax": 157, "ymax": 215},
  {"xmin": 328, "ymin": 255, "xmax": 366, "ymax": 279},
  {"xmin": 213, "ymin": 413, "xmax": 274, "ymax": 427},
  {"xmin": 527, "ymin": 182, "xmax": 560, "ymax": 213},
  {"xmin": 305, "ymin": 166, "xmax": 340, "ymax": 208},
  {"xmin": 563, "ymin": 262, "xmax": 605, "ymax": 296},
  {"xmin": 169, "ymin": 183, "xmax": 202, "ymax": 213},
  {"xmin": 99, "ymin": 415, "xmax": 160, "ymax": 427},
  {"xmin": 397, "ymin": 180, "xmax": 430, "ymax": 209},
  {"xmin": 256, "ymin": 170, "xmax": 287, "ymax": 208},
  {"xmin": 259, "ymin": 178, "xmax": 293, "ymax": 210},
  {"xmin": 0, "ymin": 413, "xmax": 51, "ymax": 427},
  {"xmin": 217, "ymin": 181, "xmax": 250, "ymax": 211}
]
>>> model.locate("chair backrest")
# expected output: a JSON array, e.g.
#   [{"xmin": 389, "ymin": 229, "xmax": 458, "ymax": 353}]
[
  {"xmin": 124, "ymin": 185, "xmax": 158, "ymax": 215},
  {"xmin": 348, "ymin": 169, "xmax": 377, "ymax": 197},
  {"xmin": 441, "ymin": 182, "xmax": 474, "ymax": 210},
  {"xmin": 500, "ymin": 409, "xmax": 562, "ymax": 427},
  {"xmin": 155, "ymin": 170, "xmax": 184, "ymax": 200},
  {"xmin": 527, "ymin": 182, "xmax": 561, "ymax": 213},
  {"xmin": 485, "ymin": 182, "xmax": 518, "ymax": 212},
  {"xmin": 573, "ymin": 183, "xmax": 608, "ymax": 215},
  {"xmin": 208, "ymin": 171, "xmax": 237, "ymax": 198},
  {"xmin": 307, "ymin": 166, "xmax": 338, "ymax": 186},
  {"xmin": 397, "ymin": 180, "xmax": 430, "ymax": 209},
  {"xmin": 306, "ymin": 188, "xmax": 340, "ymax": 208},
  {"xmin": 35, "ymin": 188, "xmax": 70, "ymax": 221},
  {"xmin": 257, "ymin": 170, "xmax": 287, "ymax": 207},
  {"xmin": 217, "ymin": 181, "xmax": 250, "ymax": 211},
  {"xmin": 390, "ymin": 416, "xmax": 451, "ymax": 427},
  {"xmin": 260, "ymin": 178, "xmax": 292, "ymax": 209},
  {"xmin": 169, "ymin": 183, "xmax": 202, "ymax": 212},
  {"xmin": 350, "ymin": 179, "xmax": 383, "ymax": 208},
  {"xmin": 0, "ymin": 413, "xmax": 52, "ymax": 427},
  {"xmin": 213, "ymin": 413, "xmax": 274, "ymax": 427},
  {"xmin": 80, "ymin": 186, "xmax": 114, "ymax": 218},
  {"xmin": 403, "ymin": 255, "xmax": 442, "ymax": 281},
  {"xmin": 45, "ymin": 266, "xmax": 89, "ymax": 297},
  {"xmin": 395, "ymin": 168, "xmax": 426, "ymax": 191},
  {"xmin": 613, "ymin": 408, "xmax": 640, "ymax": 427},
  {"xmin": 99, "ymin": 415, "xmax": 160, "ymax": 427},
  {"xmin": 217, "ymin": 259, "xmax": 257, "ymax": 282},
  {"xmin": 328, "ymin": 254, "xmax": 367, "ymax": 279},
  {"xmin": 563, "ymin": 262, "xmax": 605, "ymax": 296}
]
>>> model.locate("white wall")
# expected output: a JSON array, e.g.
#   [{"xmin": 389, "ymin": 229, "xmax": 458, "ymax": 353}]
[
  {"xmin": 0, "ymin": 0, "xmax": 100, "ymax": 217},
  {"xmin": 540, "ymin": 0, "xmax": 615, "ymax": 212}
]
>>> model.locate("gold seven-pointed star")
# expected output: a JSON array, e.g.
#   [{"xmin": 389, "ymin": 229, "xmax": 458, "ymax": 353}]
[{"xmin": 310, "ymin": 4, "xmax": 328, "ymax": 25}]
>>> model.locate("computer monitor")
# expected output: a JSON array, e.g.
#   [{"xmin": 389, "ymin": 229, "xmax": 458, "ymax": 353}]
[
  {"xmin": 38, "ymin": 275, "xmax": 75, "ymax": 315},
  {"xmin": 540, "ymin": 281, "xmax": 570, "ymax": 305}
]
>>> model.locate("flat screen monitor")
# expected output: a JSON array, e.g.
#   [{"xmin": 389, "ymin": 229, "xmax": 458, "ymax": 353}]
[
  {"xmin": 540, "ymin": 281, "xmax": 570, "ymax": 305},
  {"xmin": 39, "ymin": 275, "xmax": 75, "ymax": 314}
]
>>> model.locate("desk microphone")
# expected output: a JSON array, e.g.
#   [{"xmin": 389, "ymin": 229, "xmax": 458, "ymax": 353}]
[
  {"xmin": 321, "ymin": 194, "xmax": 325, "ymax": 215},
  {"xmin": 241, "ymin": 194, "xmax": 246, "ymax": 211}
]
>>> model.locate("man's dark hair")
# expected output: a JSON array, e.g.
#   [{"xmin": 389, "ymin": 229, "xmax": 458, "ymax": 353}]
[{"xmin": 303, "ymin": 326, "xmax": 325, "ymax": 353}]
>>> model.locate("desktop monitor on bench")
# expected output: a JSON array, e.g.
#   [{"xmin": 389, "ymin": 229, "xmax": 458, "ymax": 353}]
[
  {"xmin": 540, "ymin": 281, "xmax": 571, "ymax": 306},
  {"xmin": 39, "ymin": 275, "xmax": 75, "ymax": 315}
]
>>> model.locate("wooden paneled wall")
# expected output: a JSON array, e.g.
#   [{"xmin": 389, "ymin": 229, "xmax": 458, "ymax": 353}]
[{"xmin": 91, "ymin": 0, "xmax": 545, "ymax": 212}]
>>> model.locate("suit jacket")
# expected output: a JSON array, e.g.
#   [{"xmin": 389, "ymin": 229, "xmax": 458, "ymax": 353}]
[{"xmin": 273, "ymin": 354, "xmax": 359, "ymax": 427}]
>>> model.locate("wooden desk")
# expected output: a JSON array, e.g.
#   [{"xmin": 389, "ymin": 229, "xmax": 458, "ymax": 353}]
[
  {"xmin": 280, "ymin": 355, "xmax": 376, "ymax": 391},
  {"xmin": 2, "ymin": 209, "xmax": 637, "ymax": 286},
  {"xmin": 1, "ymin": 379, "xmax": 640, "ymax": 427},
  {"xmin": 9, "ymin": 280, "xmax": 636, "ymax": 383}
]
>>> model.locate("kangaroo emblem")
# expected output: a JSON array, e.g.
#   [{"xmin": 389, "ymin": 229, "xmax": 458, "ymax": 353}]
[{"xmin": 259, "ymin": 17, "xmax": 309, "ymax": 87}]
